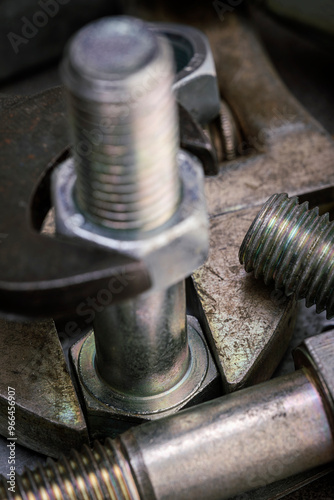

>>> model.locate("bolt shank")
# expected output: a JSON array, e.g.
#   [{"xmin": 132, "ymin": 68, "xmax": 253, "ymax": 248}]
[{"xmin": 94, "ymin": 281, "xmax": 189, "ymax": 396}]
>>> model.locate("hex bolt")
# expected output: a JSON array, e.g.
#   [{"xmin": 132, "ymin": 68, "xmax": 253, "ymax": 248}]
[
  {"xmin": 2, "ymin": 329, "xmax": 334, "ymax": 500},
  {"xmin": 239, "ymin": 193, "xmax": 334, "ymax": 318},
  {"xmin": 53, "ymin": 16, "xmax": 212, "ymax": 429}
]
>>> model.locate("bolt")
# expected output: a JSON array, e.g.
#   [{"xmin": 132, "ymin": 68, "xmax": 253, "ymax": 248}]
[
  {"xmin": 54, "ymin": 16, "xmax": 211, "ymax": 429},
  {"xmin": 0, "ymin": 438, "xmax": 141, "ymax": 500},
  {"xmin": 61, "ymin": 16, "xmax": 180, "ymax": 232},
  {"xmin": 239, "ymin": 193, "xmax": 334, "ymax": 318},
  {"xmin": 2, "ymin": 329, "xmax": 334, "ymax": 500}
]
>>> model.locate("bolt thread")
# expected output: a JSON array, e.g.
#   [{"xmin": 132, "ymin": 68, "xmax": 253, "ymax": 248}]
[
  {"xmin": 0, "ymin": 438, "xmax": 140, "ymax": 500},
  {"xmin": 62, "ymin": 17, "xmax": 180, "ymax": 232},
  {"xmin": 239, "ymin": 193, "xmax": 334, "ymax": 318}
]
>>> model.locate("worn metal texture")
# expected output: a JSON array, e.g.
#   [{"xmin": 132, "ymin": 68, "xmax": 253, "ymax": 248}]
[
  {"xmin": 188, "ymin": 14, "xmax": 334, "ymax": 392},
  {"xmin": 191, "ymin": 206, "xmax": 297, "ymax": 392},
  {"xmin": 202, "ymin": 15, "xmax": 334, "ymax": 217},
  {"xmin": 0, "ymin": 318, "xmax": 89, "ymax": 458},
  {"xmin": 0, "ymin": 88, "xmax": 151, "ymax": 320}
]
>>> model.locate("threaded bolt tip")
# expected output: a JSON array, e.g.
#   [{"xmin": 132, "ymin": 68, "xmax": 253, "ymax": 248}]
[{"xmin": 239, "ymin": 193, "xmax": 334, "ymax": 319}]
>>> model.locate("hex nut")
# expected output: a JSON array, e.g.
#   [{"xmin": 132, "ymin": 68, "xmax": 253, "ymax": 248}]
[
  {"xmin": 52, "ymin": 150, "xmax": 208, "ymax": 291},
  {"xmin": 150, "ymin": 22, "xmax": 220, "ymax": 126},
  {"xmin": 70, "ymin": 315, "xmax": 220, "ymax": 439}
]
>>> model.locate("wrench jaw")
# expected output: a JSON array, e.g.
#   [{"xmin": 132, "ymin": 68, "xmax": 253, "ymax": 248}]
[
  {"xmin": 191, "ymin": 206, "xmax": 298, "ymax": 393},
  {"xmin": 0, "ymin": 319, "xmax": 89, "ymax": 458}
]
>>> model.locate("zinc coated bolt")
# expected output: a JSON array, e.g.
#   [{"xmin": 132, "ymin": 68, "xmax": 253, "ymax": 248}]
[
  {"xmin": 61, "ymin": 16, "xmax": 180, "ymax": 232},
  {"xmin": 239, "ymin": 193, "xmax": 334, "ymax": 318}
]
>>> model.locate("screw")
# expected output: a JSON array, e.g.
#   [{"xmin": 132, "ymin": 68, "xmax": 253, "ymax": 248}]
[
  {"xmin": 239, "ymin": 193, "xmax": 334, "ymax": 318},
  {"xmin": 2, "ymin": 330, "xmax": 334, "ymax": 500},
  {"xmin": 61, "ymin": 16, "xmax": 180, "ymax": 232}
]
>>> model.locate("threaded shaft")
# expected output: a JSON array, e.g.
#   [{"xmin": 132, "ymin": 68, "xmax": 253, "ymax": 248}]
[
  {"xmin": 0, "ymin": 438, "xmax": 140, "ymax": 500},
  {"xmin": 61, "ymin": 16, "xmax": 180, "ymax": 232},
  {"xmin": 239, "ymin": 193, "xmax": 334, "ymax": 318}
]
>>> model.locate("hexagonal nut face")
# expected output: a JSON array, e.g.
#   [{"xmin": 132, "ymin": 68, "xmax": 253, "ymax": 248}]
[
  {"xmin": 52, "ymin": 150, "xmax": 208, "ymax": 291},
  {"xmin": 294, "ymin": 329, "xmax": 334, "ymax": 421},
  {"xmin": 70, "ymin": 316, "xmax": 220, "ymax": 440},
  {"xmin": 149, "ymin": 22, "xmax": 220, "ymax": 126}
]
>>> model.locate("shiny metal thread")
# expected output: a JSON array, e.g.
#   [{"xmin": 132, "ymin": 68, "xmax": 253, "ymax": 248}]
[
  {"xmin": 239, "ymin": 193, "xmax": 334, "ymax": 318},
  {"xmin": 61, "ymin": 16, "xmax": 180, "ymax": 232},
  {"xmin": 0, "ymin": 438, "xmax": 140, "ymax": 500}
]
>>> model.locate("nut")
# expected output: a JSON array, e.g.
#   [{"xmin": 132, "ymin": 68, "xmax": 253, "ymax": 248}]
[{"xmin": 52, "ymin": 149, "xmax": 208, "ymax": 291}]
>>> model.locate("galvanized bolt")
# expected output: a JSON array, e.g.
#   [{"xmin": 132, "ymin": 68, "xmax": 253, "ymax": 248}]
[
  {"xmin": 239, "ymin": 193, "xmax": 334, "ymax": 318},
  {"xmin": 0, "ymin": 438, "xmax": 141, "ymax": 500},
  {"xmin": 2, "ymin": 329, "xmax": 334, "ymax": 500},
  {"xmin": 61, "ymin": 16, "xmax": 180, "ymax": 232},
  {"xmin": 54, "ymin": 16, "xmax": 211, "ymax": 428}
]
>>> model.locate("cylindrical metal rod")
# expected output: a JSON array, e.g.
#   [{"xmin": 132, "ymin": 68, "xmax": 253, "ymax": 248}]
[
  {"xmin": 93, "ymin": 281, "xmax": 189, "ymax": 396},
  {"xmin": 125, "ymin": 369, "xmax": 334, "ymax": 500}
]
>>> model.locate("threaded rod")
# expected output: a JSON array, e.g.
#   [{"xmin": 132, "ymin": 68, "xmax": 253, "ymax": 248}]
[
  {"xmin": 239, "ymin": 193, "xmax": 334, "ymax": 318},
  {"xmin": 0, "ymin": 438, "xmax": 140, "ymax": 500},
  {"xmin": 61, "ymin": 16, "xmax": 180, "ymax": 232}
]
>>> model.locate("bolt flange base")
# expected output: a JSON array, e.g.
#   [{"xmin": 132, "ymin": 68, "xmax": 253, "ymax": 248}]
[{"xmin": 70, "ymin": 315, "xmax": 220, "ymax": 439}]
